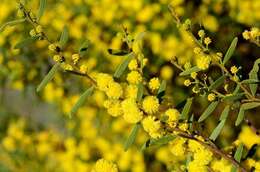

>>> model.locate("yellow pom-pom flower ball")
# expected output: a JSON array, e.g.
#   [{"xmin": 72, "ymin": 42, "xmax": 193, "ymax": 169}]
[
  {"xmin": 142, "ymin": 116, "xmax": 161, "ymax": 138},
  {"xmin": 91, "ymin": 159, "xmax": 118, "ymax": 172},
  {"xmin": 142, "ymin": 96, "xmax": 159, "ymax": 114},
  {"xmin": 104, "ymin": 100, "xmax": 123, "ymax": 117},
  {"xmin": 165, "ymin": 108, "xmax": 180, "ymax": 122},
  {"xmin": 149, "ymin": 77, "xmax": 160, "ymax": 91},
  {"xmin": 96, "ymin": 73, "xmax": 114, "ymax": 91},
  {"xmin": 207, "ymin": 93, "xmax": 216, "ymax": 102},
  {"xmin": 106, "ymin": 82, "xmax": 123, "ymax": 99},
  {"xmin": 230, "ymin": 66, "xmax": 238, "ymax": 74},
  {"xmin": 197, "ymin": 55, "xmax": 211, "ymax": 70},
  {"xmin": 121, "ymin": 98, "xmax": 143, "ymax": 123},
  {"xmin": 127, "ymin": 71, "xmax": 142, "ymax": 84},
  {"xmin": 128, "ymin": 59, "xmax": 138, "ymax": 71}
]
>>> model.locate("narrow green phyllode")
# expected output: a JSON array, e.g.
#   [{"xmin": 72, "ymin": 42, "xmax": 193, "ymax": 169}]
[
  {"xmin": 37, "ymin": 0, "xmax": 47, "ymax": 21},
  {"xmin": 124, "ymin": 123, "xmax": 140, "ymax": 151},
  {"xmin": 70, "ymin": 86, "xmax": 95, "ymax": 118},
  {"xmin": 114, "ymin": 53, "xmax": 134, "ymax": 78},
  {"xmin": 36, "ymin": 63, "xmax": 60, "ymax": 92},
  {"xmin": 223, "ymin": 37, "xmax": 238, "ymax": 65}
]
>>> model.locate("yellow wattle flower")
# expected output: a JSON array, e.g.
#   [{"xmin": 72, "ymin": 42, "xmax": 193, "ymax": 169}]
[
  {"xmin": 127, "ymin": 71, "xmax": 142, "ymax": 84},
  {"xmin": 197, "ymin": 55, "xmax": 211, "ymax": 70},
  {"xmin": 106, "ymin": 82, "xmax": 123, "ymax": 99},
  {"xmin": 142, "ymin": 96, "xmax": 159, "ymax": 114},
  {"xmin": 96, "ymin": 73, "xmax": 114, "ymax": 91},
  {"xmin": 207, "ymin": 93, "xmax": 216, "ymax": 102},
  {"xmin": 128, "ymin": 59, "xmax": 138, "ymax": 70},
  {"xmin": 121, "ymin": 98, "xmax": 143, "ymax": 123},
  {"xmin": 142, "ymin": 116, "xmax": 161, "ymax": 138},
  {"xmin": 165, "ymin": 108, "xmax": 180, "ymax": 122},
  {"xmin": 92, "ymin": 159, "xmax": 118, "ymax": 172},
  {"xmin": 149, "ymin": 77, "xmax": 160, "ymax": 91}
]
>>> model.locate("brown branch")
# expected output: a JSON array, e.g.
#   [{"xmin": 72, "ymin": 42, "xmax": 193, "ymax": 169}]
[
  {"xmin": 168, "ymin": 127, "xmax": 247, "ymax": 172},
  {"xmin": 65, "ymin": 70, "xmax": 97, "ymax": 85}
]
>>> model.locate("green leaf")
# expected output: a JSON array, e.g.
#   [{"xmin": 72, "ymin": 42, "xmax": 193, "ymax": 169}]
[
  {"xmin": 140, "ymin": 52, "xmax": 144, "ymax": 70},
  {"xmin": 114, "ymin": 53, "xmax": 134, "ymax": 78},
  {"xmin": 0, "ymin": 162, "xmax": 11, "ymax": 172},
  {"xmin": 157, "ymin": 80, "xmax": 167, "ymax": 102},
  {"xmin": 135, "ymin": 31, "xmax": 146, "ymax": 42},
  {"xmin": 180, "ymin": 98, "xmax": 193, "ymax": 120},
  {"xmin": 249, "ymin": 58, "xmax": 260, "ymax": 96},
  {"xmin": 235, "ymin": 102, "xmax": 260, "ymax": 126},
  {"xmin": 179, "ymin": 66, "xmax": 201, "ymax": 76},
  {"xmin": 141, "ymin": 135, "xmax": 176, "ymax": 150},
  {"xmin": 185, "ymin": 154, "xmax": 192, "ymax": 170},
  {"xmin": 70, "ymin": 86, "xmax": 95, "ymax": 117},
  {"xmin": 241, "ymin": 102, "xmax": 260, "ymax": 110},
  {"xmin": 230, "ymin": 164, "xmax": 237, "ymax": 172},
  {"xmin": 241, "ymin": 79, "xmax": 260, "ymax": 84},
  {"xmin": 235, "ymin": 108, "xmax": 245, "ymax": 126},
  {"xmin": 208, "ymin": 75, "xmax": 225, "ymax": 91},
  {"xmin": 249, "ymin": 75, "xmax": 258, "ymax": 96},
  {"xmin": 198, "ymin": 101, "xmax": 219, "ymax": 122},
  {"xmin": 124, "ymin": 123, "xmax": 140, "ymax": 151},
  {"xmin": 78, "ymin": 39, "xmax": 90, "ymax": 56},
  {"xmin": 0, "ymin": 18, "xmax": 26, "ymax": 33},
  {"xmin": 209, "ymin": 118, "xmax": 226, "ymax": 141},
  {"xmin": 59, "ymin": 25, "xmax": 69, "ymax": 47},
  {"xmin": 233, "ymin": 85, "xmax": 240, "ymax": 94},
  {"xmin": 223, "ymin": 37, "xmax": 238, "ymax": 65},
  {"xmin": 235, "ymin": 143, "xmax": 244, "ymax": 161},
  {"xmin": 137, "ymin": 83, "xmax": 143, "ymax": 102},
  {"xmin": 222, "ymin": 93, "xmax": 244, "ymax": 101},
  {"xmin": 14, "ymin": 36, "xmax": 39, "ymax": 49},
  {"xmin": 219, "ymin": 105, "xmax": 230, "ymax": 121},
  {"xmin": 36, "ymin": 63, "xmax": 60, "ymax": 92},
  {"xmin": 150, "ymin": 135, "xmax": 176, "ymax": 146},
  {"xmin": 208, "ymin": 77, "xmax": 214, "ymax": 85},
  {"xmin": 141, "ymin": 140, "xmax": 149, "ymax": 151},
  {"xmin": 189, "ymin": 114, "xmax": 194, "ymax": 131},
  {"xmin": 231, "ymin": 143, "xmax": 244, "ymax": 172},
  {"xmin": 107, "ymin": 49, "xmax": 130, "ymax": 56},
  {"xmin": 37, "ymin": 0, "xmax": 47, "ymax": 21}
]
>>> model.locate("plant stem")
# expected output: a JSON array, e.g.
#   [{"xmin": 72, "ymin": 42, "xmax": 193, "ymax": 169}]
[
  {"xmin": 170, "ymin": 59, "xmax": 225, "ymax": 98},
  {"xmin": 65, "ymin": 70, "xmax": 96, "ymax": 85},
  {"xmin": 18, "ymin": 1, "xmax": 97, "ymax": 86},
  {"xmin": 168, "ymin": 5, "xmax": 260, "ymax": 103},
  {"xmin": 168, "ymin": 127, "xmax": 247, "ymax": 172}
]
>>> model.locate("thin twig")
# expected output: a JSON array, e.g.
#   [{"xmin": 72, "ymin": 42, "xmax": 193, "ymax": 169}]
[
  {"xmin": 65, "ymin": 70, "xmax": 96, "ymax": 85},
  {"xmin": 168, "ymin": 127, "xmax": 247, "ymax": 172},
  {"xmin": 171, "ymin": 58, "xmax": 225, "ymax": 98},
  {"xmin": 168, "ymin": 4, "xmax": 260, "ymax": 103},
  {"xmin": 18, "ymin": 1, "xmax": 97, "ymax": 87}
]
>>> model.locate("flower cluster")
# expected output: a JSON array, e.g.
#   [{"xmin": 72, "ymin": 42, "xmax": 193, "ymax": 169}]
[
  {"xmin": 0, "ymin": 0, "xmax": 260, "ymax": 171},
  {"xmin": 91, "ymin": 159, "xmax": 118, "ymax": 172},
  {"xmin": 243, "ymin": 27, "xmax": 260, "ymax": 46}
]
